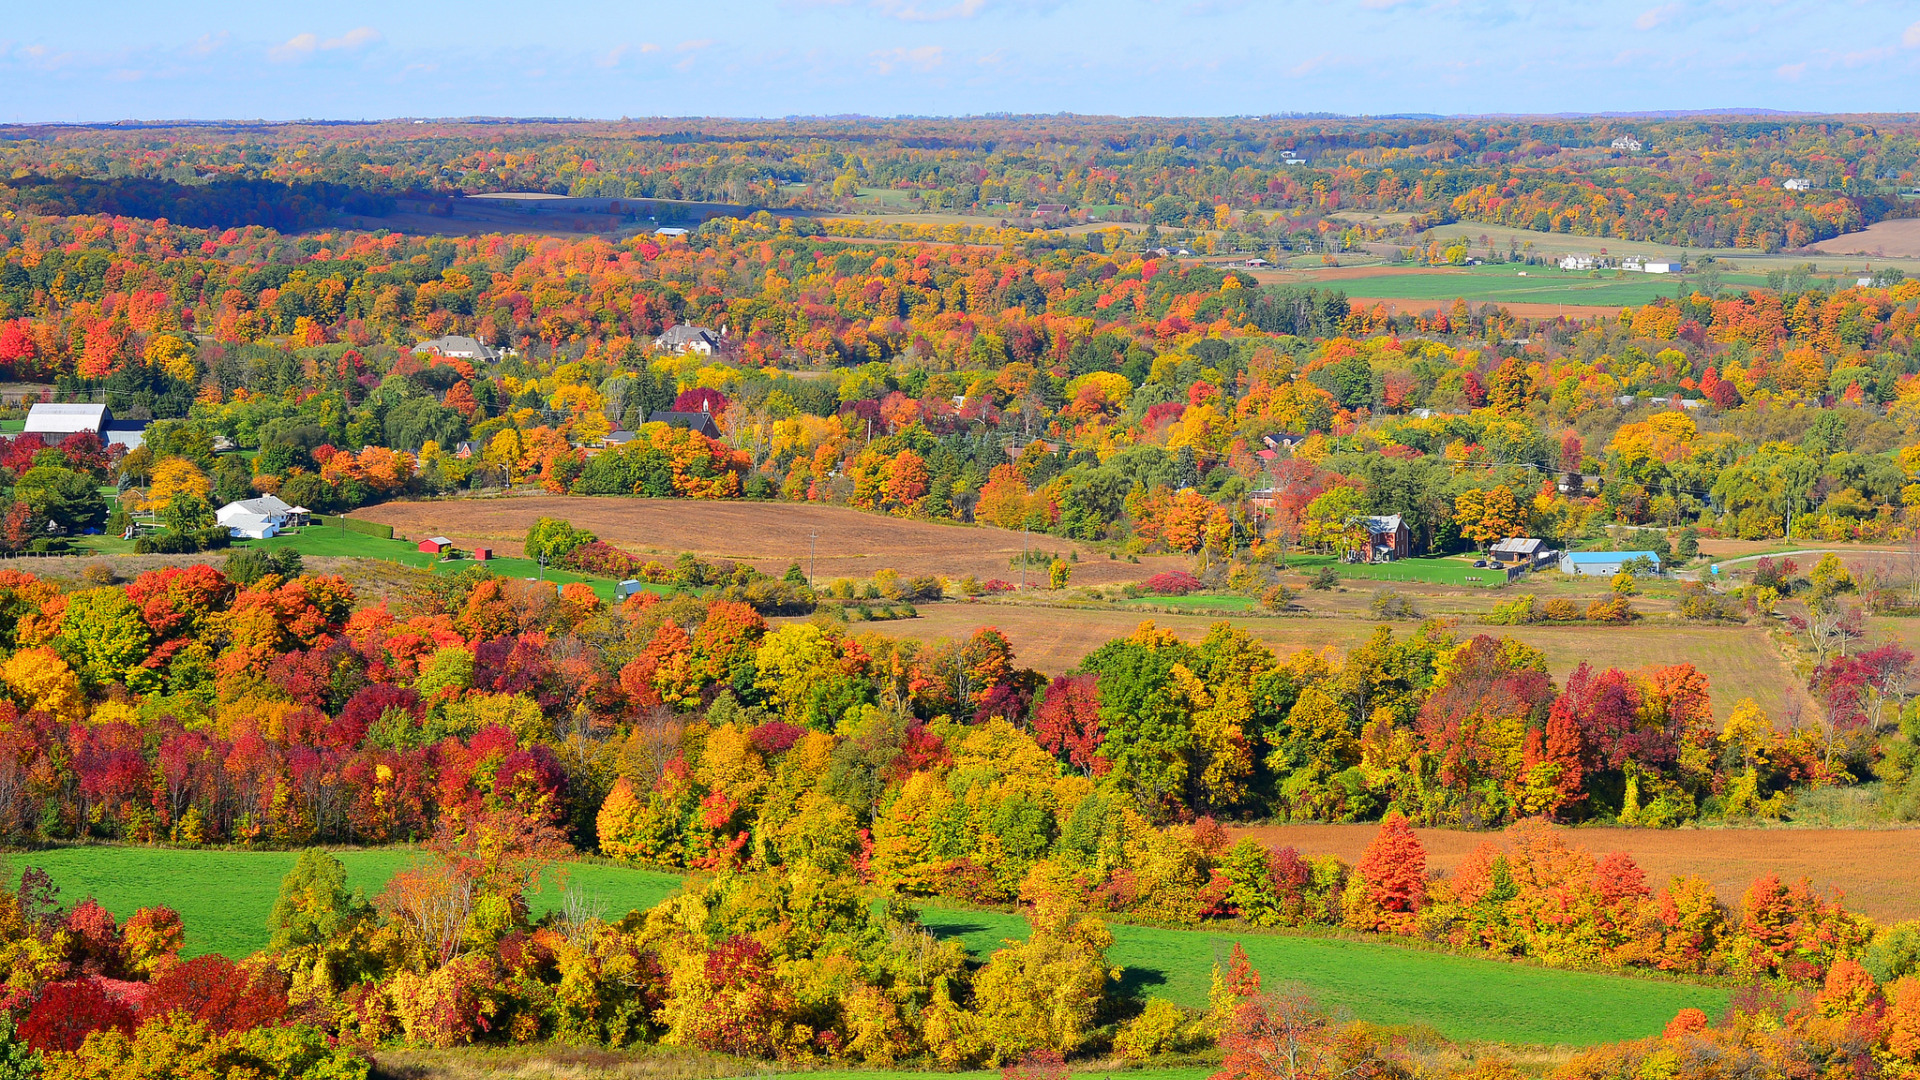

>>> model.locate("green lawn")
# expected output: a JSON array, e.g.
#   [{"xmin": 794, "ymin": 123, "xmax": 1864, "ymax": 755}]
[
  {"xmin": 14, "ymin": 847, "xmax": 683, "ymax": 960},
  {"xmin": 14, "ymin": 847, "xmax": 1723, "ymax": 1047},
  {"xmin": 916, "ymin": 908, "xmax": 1723, "ymax": 1046},
  {"xmin": 1121, "ymin": 594, "xmax": 1260, "ymax": 613},
  {"xmin": 245, "ymin": 526, "xmax": 626, "ymax": 601},
  {"xmin": 1285, "ymin": 554, "xmax": 1509, "ymax": 587}
]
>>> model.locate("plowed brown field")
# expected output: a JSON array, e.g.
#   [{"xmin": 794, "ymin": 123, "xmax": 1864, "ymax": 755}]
[
  {"xmin": 1226, "ymin": 823, "xmax": 1920, "ymax": 922},
  {"xmin": 1807, "ymin": 219, "xmax": 1920, "ymax": 258},
  {"xmin": 350, "ymin": 496, "xmax": 1187, "ymax": 586}
]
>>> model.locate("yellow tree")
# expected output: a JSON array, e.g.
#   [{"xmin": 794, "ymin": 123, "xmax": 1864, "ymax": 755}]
[
  {"xmin": 141, "ymin": 457, "xmax": 211, "ymax": 512},
  {"xmin": 1454, "ymin": 486, "xmax": 1525, "ymax": 549}
]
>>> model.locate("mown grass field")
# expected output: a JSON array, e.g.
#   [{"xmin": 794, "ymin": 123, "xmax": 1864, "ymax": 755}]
[
  {"xmin": 14, "ymin": 847, "xmax": 1725, "ymax": 1046},
  {"xmin": 1285, "ymin": 553, "xmax": 1509, "ymax": 587},
  {"xmin": 14, "ymin": 847, "xmax": 683, "ymax": 959},
  {"xmin": 1328, "ymin": 265, "xmax": 1687, "ymax": 307},
  {"xmin": 245, "ymin": 525, "xmax": 627, "ymax": 601}
]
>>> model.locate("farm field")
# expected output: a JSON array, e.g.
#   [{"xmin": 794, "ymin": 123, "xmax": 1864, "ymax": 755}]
[
  {"xmin": 16, "ymin": 847, "xmax": 1721, "ymax": 1046},
  {"xmin": 1279, "ymin": 263, "xmax": 1736, "ymax": 308},
  {"xmin": 848, "ymin": 602, "xmax": 1802, "ymax": 719},
  {"xmin": 1807, "ymin": 218, "xmax": 1920, "ymax": 258},
  {"xmin": 15, "ymin": 847, "xmax": 685, "ymax": 960},
  {"xmin": 1287, "ymin": 553, "xmax": 1509, "ymax": 586},
  {"xmin": 1226, "ymin": 824, "xmax": 1920, "ymax": 923},
  {"xmin": 244, "ymin": 523, "xmax": 626, "ymax": 600},
  {"xmin": 349, "ymin": 496, "xmax": 1188, "ymax": 586}
]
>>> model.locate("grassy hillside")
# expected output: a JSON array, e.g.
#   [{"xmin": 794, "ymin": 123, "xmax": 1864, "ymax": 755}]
[{"xmin": 16, "ymin": 847, "xmax": 1726, "ymax": 1047}]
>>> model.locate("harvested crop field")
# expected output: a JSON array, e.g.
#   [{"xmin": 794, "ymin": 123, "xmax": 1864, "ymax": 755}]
[
  {"xmin": 350, "ymin": 496, "xmax": 1187, "ymax": 586},
  {"xmin": 1225, "ymin": 823, "xmax": 1920, "ymax": 923},
  {"xmin": 848, "ymin": 603, "xmax": 1806, "ymax": 720},
  {"xmin": 1807, "ymin": 218, "xmax": 1920, "ymax": 258}
]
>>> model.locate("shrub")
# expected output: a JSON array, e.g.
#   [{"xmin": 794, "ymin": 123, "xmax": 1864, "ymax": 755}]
[
  {"xmin": 121, "ymin": 908, "xmax": 184, "ymax": 977},
  {"xmin": 1001, "ymin": 1048, "xmax": 1070, "ymax": 1080},
  {"xmin": 141, "ymin": 955, "xmax": 290, "ymax": 1034},
  {"xmin": 558, "ymin": 540, "xmax": 642, "ymax": 578},
  {"xmin": 1261, "ymin": 583, "xmax": 1295, "ymax": 611},
  {"xmin": 1678, "ymin": 581, "xmax": 1737, "ymax": 621},
  {"xmin": 1143, "ymin": 570, "xmax": 1202, "ymax": 595},
  {"xmin": 64, "ymin": 899, "xmax": 126, "ymax": 977},
  {"xmin": 224, "ymin": 547, "xmax": 303, "ymax": 586},
  {"xmin": 1368, "ymin": 588, "xmax": 1420, "ymax": 620},
  {"xmin": 133, "ymin": 527, "xmax": 229, "ymax": 555},
  {"xmin": 20, "ymin": 980, "xmax": 136, "ymax": 1053},
  {"xmin": 1309, "ymin": 567, "xmax": 1339, "ymax": 590},
  {"xmin": 968, "ymin": 909, "xmax": 1114, "ymax": 1064},
  {"xmin": 523, "ymin": 517, "xmax": 595, "ymax": 564},
  {"xmin": 660, "ymin": 935, "xmax": 793, "ymax": 1058},
  {"xmin": 36, "ymin": 1014, "xmax": 366, "ymax": 1080},
  {"xmin": 1586, "ymin": 596, "xmax": 1635, "ymax": 623},
  {"xmin": 387, "ymin": 954, "xmax": 502, "ymax": 1048},
  {"xmin": 1544, "ymin": 597, "xmax": 1580, "ymax": 621},
  {"xmin": 1485, "ymin": 595, "xmax": 1541, "ymax": 625},
  {"xmin": 1865, "ymin": 919, "xmax": 1920, "ymax": 983}
]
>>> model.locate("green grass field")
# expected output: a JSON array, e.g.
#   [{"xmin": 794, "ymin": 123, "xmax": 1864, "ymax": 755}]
[
  {"xmin": 1285, "ymin": 554, "xmax": 1509, "ymax": 587},
  {"xmin": 245, "ymin": 526, "xmax": 627, "ymax": 601},
  {"xmin": 917, "ymin": 908, "xmax": 1723, "ymax": 1046},
  {"xmin": 1120, "ymin": 594, "xmax": 1260, "ymax": 613},
  {"xmin": 14, "ymin": 847, "xmax": 1723, "ymax": 1046},
  {"xmin": 15, "ymin": 847, "xmax": 684, "ymax": 959},
  {"xmin": 1322, "ymin": 264, "xmax": 1721, "ymax": 308}
]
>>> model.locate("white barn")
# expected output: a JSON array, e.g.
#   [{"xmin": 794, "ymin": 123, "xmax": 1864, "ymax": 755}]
[{"xmin": 23, "ymin": 403, "xmax": 148, "ymax": 450}]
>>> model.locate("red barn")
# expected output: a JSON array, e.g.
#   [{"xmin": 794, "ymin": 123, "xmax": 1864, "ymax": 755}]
[
  {"xmin": 472, "ymin": 547, "xmax": 491, "ymax": 561},
  {"xmin": 418, "ymin": 536, "xmax": 453, "ymax": 554}
]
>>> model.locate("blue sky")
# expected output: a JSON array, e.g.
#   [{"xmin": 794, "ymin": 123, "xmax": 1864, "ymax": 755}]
[{"xmin": 3, "ymin": 1, "xmax": 1919, "ymax": 121}]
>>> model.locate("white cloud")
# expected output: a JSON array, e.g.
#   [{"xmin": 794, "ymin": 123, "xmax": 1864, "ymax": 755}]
[
  {"xmin": 676, "ymin": 38, "xmax": 715, "ymax": 53},
  {"xmin": 1634, "ymin": 3, "xmax": 1680, "ymax": 31},
  {"xmin": 870, "ymin": 45, "xmax": 945, "ymax": 73},
  {"xmin": 1775, "ymin": 61, "xmax": 1806, "ymax": 80},
  {"xmin": 1904, "ymin": 20, "xmax": 1920, "ymax": 48},
  {"xmin": 269, "ymin": 27, "xmax": 379, "ymax": 62},
  {"xmin": 188, "ymin": 32, "xmax": 227, "ymax": 57},
  {"xmin": 597, "ymin": 43, "xmax": 659, "ymax": 67},
  {"xmin": 872, "ymin": 0, "xmax": 987, "ymax": 19}
]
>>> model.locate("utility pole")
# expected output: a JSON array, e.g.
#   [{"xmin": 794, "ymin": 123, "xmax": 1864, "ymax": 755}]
[
  {"xmin": 1021, "ymin": 524, "xmax": 1029, "ymax": 590},
  {"xmin": 809, "ymin": 531, "xmax": 818, "ymax": 587}
]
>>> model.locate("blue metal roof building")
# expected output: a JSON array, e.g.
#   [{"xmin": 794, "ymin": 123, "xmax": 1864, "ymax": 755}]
[{"xmin": 1559, "ymin": 550, "xmax": 1662, "ymax": 576}]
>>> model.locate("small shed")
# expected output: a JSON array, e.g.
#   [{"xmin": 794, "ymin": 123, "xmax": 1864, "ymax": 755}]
[
  {"xmin": 1489, "ymin": 537, "xmax": 1546, "ymax": 566},
  {"xmin": 615, "ymin": 579, "xmax": 646, "ymax": 600},
  {"xmin": 418, "ymin": 536, "xmax": 453, "ymax": 554},
  {"xmin": 472, "ymin": 547, "xmax": 492, "ymax": 562}
]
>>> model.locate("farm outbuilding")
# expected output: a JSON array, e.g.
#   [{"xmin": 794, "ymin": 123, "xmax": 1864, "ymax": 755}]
[
  {"xmin": 1490, "ymin": 537, "xmax": 1553, "ymax": 567},
  {"xmin": 472, "ymin": 547, "xmax": 491, "ymax": 561},
  {"xmin": 24, "ymin": 402, "xmax": 149, "ymax": 450},
  {"xmin": 418, "ymin": 536, "xmax": 453, "ymax": 554},
  {"xmin": 1560, "ymin": 550, "xmax": 1661, "ymax": 576}
]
